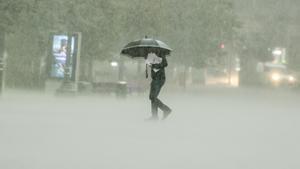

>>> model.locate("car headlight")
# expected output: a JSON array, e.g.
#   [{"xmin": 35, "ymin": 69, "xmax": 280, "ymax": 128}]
[
  {"xmin": 271, "ymin": 73, "xmax": 281, "ymax": 81},
  {"xmin": 288, "ymin": 76, "xmax": 295, "ymax": 82}
]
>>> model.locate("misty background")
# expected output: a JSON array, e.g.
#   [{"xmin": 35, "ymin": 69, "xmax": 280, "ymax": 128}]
[
  {"xmin": 0, "ymin": 0, "xmax": 300, "ymax": 89},
  {"xmin": 1, "ymin": 0, "xmax": 300, "ymax": 169}
]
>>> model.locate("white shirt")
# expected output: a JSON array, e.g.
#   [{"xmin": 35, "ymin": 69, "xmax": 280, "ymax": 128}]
[{"xmin": 146, "ymin": 53, "xmax": 162, "ymax": 72}]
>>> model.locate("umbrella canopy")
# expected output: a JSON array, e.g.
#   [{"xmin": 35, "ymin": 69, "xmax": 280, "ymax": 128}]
[{"xmin": 121, "ymin": 37, "xmax": 172, "ymax": 58}]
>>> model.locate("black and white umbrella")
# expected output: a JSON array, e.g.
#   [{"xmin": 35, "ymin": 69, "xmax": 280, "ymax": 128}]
[{"xmin": 121, "ymin": 37, "xmax": 172, "ymax": 58}]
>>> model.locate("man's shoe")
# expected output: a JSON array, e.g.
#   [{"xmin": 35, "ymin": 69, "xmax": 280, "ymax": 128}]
[
  {"xmin": 162, "ymin": 109, "xmax": 172, "ymax": 120},
  {"xmin": 145, "ymin": 116, "xmax": 159, "ymax": 121}
]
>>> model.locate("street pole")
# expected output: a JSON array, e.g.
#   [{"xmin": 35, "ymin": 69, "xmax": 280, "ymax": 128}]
[
  {"xmin": 0, "ymin": 32, "xmax": 5, "ymax": 95},
  {"xmin": 0, "ymin": 59, "xmax": 4, "ymax": 95},
  {"xmin": 228, "ymin": 54, "xmax": 232, "ymax": 86}
]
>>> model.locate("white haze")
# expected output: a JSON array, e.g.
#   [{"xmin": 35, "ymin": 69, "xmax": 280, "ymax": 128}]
[{"xmin": 1, "ymin": 88, "xmax": 299, "ymax": 169}]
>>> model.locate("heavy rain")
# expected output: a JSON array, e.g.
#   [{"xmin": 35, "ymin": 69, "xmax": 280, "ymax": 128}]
[{"xmin": 0, "ymin": 0, "xmax": 300, "ymax": 169}]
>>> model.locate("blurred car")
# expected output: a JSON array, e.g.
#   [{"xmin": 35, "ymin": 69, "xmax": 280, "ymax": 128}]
[{"xmin": 263, "ymin": 67, "xmax": 297, "ymax": 87}]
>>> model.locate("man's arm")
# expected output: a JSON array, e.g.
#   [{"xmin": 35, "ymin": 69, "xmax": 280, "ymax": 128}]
[{"xmin": 151, "ymin": 56, "xmax": 168, "ymax": 69}]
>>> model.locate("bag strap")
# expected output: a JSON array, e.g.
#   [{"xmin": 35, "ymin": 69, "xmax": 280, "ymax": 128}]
[{"xmin": 145, "ymin": 64, "xmax": 148, "ymax": 78}]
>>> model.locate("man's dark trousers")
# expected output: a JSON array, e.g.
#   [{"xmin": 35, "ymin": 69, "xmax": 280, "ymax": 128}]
[{"xmin": 149, "ymin": 78, "xmax": 170, "ymax": 117}]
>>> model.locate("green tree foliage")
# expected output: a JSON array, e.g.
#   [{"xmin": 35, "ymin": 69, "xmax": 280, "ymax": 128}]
[
  {"xmin": 2, "ymin": 0, "xmax": 240, "ymax": 88},
  {"xmin": 162, "ymin": 0, "xmax": 240, "ymax": 68},
  {"xmin": 234, "ymin": 0, "xmax": 300, "ymax": 84}
]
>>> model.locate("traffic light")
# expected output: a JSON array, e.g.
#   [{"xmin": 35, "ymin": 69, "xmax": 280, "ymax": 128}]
[{"xmin": 220, "ymin": 43, "xmax": 225, "ymax": 49}]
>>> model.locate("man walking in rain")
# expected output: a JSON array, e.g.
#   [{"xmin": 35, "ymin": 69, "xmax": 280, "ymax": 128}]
[
  {"xmin": 145, "ymin": 51, "xmax": 172, "ymax": 121},
  {"xmin": 120, "ymin": 36, "xmax": 173, "ymax": 120}
]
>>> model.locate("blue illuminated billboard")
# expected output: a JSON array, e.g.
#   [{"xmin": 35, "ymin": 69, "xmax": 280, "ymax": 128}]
[{"xmin": 50, "ymin": 35, "xmax": 75, "ymax": 78}]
